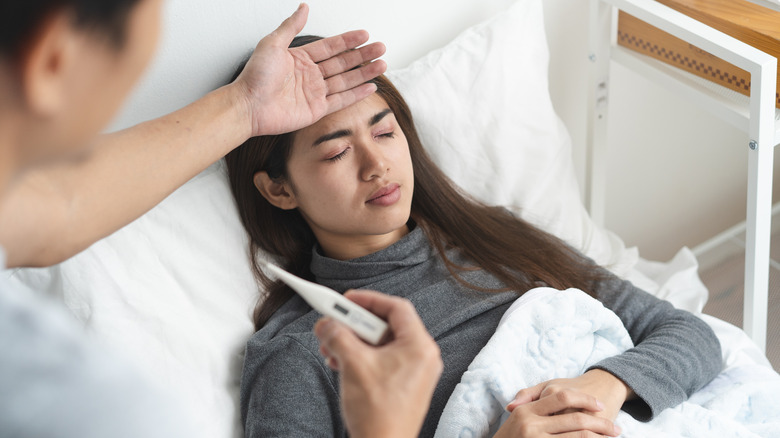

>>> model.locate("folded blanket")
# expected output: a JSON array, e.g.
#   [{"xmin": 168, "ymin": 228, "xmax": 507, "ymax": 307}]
[
  {"xmin": 435, "ymin": 287, "xmax": 633, "ymax": 437},
  {"xmin": 435, "ymin": 287, "xmax": 780, "ymax": 437}
]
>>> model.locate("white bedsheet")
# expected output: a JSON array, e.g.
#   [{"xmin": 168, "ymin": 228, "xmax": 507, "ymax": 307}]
[{"xmin": 435, "ymin": 288, "xmax": 780, "ymax": 437}]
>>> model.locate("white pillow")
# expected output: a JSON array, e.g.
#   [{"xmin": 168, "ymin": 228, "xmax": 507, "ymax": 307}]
[
  {"xmin": 387, "ymin": 0, "xmax": 637, "ymax": 273},
  {"xmin": 8, "ymin": 0, "xmax": 656, "ymax": 437},
  {"xmin": 10, "ymin": 163, "xmax": 257, "ymax": 438}
]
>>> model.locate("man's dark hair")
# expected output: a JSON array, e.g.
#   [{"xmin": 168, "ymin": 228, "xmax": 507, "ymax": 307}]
[{"xmin": 0, "ymin": 0, "xmax": 142, "ymax": 59}]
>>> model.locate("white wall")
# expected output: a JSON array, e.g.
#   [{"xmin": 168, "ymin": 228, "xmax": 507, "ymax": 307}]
[
  {"xmin": 110, "ymin": 0, "xmax": 517, "ymax": 129},
  {"xmin": 112, "ymin": 0, "xmax": 779, "ymax": 262}
]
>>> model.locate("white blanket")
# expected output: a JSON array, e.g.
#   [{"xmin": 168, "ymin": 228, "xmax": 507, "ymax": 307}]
[{"xmin": 435, "ymin": 288, "xmax": 780, "ymax": 437}]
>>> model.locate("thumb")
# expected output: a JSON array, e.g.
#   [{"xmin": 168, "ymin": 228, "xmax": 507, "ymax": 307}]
[
  {"xmin": 506, "ymin": 383, "xmax": 544, "ymax": 412},
  {"xmin": 314, "ymin": 317, "xmax": 367, "ymax": 370},
  {"xmin": 270, "ymin": 3, "xmax": 309, "ymax": 45}
]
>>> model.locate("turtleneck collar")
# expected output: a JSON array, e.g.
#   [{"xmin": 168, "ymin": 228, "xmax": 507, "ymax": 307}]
[{"xmin": 310, "ymin": 226, "xmax": 435, "ymax": 293}]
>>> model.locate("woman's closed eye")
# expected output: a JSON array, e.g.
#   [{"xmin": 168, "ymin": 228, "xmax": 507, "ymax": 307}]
[
  {"xmin": 323, "ymin": 128, "xmax": 396, "ymax": 162},
  {"xmin": 326, "ymin": 147, "xmax": 351, "ymax": 162}
]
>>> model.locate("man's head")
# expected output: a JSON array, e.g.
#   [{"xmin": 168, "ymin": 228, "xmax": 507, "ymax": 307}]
[
  {"xmin": 1, "ymin": 0, "xmax": 142, "ymax": 57},
  {"xmin": 0, "ymin": 0, "xmax": 163, "ymax": 169}
]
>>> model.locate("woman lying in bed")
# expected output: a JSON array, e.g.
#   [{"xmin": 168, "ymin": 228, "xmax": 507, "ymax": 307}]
[{"xmin": 225, "ymin": 36, "xmax": 722, "ymax": 437}]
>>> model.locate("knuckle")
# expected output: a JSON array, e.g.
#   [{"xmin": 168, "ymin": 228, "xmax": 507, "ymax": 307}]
[
  {"xmin": 427, "ymin": 337, "xmax": 442, "ymax": 355},
  {"xmin": 570, "ymin": 412, "xmax": 588, "ymax": 429},
  {"xmin": 412, "ymin": 339, "xmax": 440, "ymax": 366},
  {"xmin": 417, "ymin": 333, "xmax": 441, "ymax": 367},
  {"xmin": 540, "ymin": 382, "xmax": 563, "ymax": 398},
  {"xmin": 397, "ymin": 297, "xmax": 416, "ymax": 312},
  {"xmin": 555, "ymin": 389, "xmax": 574, "ymax": 405},
  {"xmin": 514, "ymin": 387, "xmax": 531, "ymax": 399},
  {"xmin": 545, "ymin": 382, "xmax": 564, "ymax": 393},
  {"xmin": 432, "ymin": 353, "xmax": 444, "ymax": 375},
  {"xmin": 426, "ymin": 344, "xmax": 443, "ymax": 369}
]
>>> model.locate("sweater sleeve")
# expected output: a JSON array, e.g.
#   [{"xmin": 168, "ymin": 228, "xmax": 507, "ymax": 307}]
[
  {"xmin": 241, "ymin": 334, "xmax": 346, "ymax": 438},
  {"xmin": 587, "ymin": 270, "xmax": 722, "ymax": 421}
]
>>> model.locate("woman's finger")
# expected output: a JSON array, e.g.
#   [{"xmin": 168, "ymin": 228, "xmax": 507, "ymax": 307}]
[
  {"xmin": 506, "ymin": 383, "xmax": 545, "ymax": 412},
  {"xmin": 544, "ymin": 411, "xmax": 621, "ymax": 437},
  {"xmin": 552, "ymin": 431, "xmax": 617, "ymax": 438},
  {"xmin": 529, "ymin": 389, "xmax": 605, "ymax": 416}
]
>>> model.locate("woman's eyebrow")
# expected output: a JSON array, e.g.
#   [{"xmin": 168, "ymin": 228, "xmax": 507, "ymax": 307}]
[
  {"xmin": 369, "ymin": 109, "xmax": 393, "ymax": 126},
  {"xmin": 313, "ymin": 129, "xmax": 351, "ymax": 147}
]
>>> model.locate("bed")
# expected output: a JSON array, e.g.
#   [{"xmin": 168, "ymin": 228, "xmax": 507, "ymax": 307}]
[{"xmin": 6, "ymin": 0, "xmax": 779, "ymax": 436}]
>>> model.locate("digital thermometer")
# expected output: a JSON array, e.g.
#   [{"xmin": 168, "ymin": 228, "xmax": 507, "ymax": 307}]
[{"xmin": 261, "ymin": 261, "xmax": 389, "ymax": 345}]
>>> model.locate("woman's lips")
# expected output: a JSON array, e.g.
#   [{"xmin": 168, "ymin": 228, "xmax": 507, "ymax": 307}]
[{"xmin": 367, "ymin": 183, "xmax": 401, "ymax": 206}]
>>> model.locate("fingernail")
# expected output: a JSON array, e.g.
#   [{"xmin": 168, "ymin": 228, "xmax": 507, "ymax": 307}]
[
  {"xmin": 596, "ymin": 400, "xmax": 605, "ymax": 411},
  {"xmin": 614, "ymin": 424, "xmax": 622, "ymax": 436}
]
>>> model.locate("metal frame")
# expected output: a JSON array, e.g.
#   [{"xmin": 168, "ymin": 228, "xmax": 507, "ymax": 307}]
[{"xmin": 587, "ymin": 0, "xmax": 778, "ymax": 352}]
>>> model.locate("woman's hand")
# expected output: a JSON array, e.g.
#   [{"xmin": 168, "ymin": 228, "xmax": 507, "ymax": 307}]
[
  {"xmin": 230, "ymin": 3, "xmax": 387, "ymax": 137},
  {"xmin": 495, "ymin": 369, "xmax": 633, "ymax": 437},
  {"xmin": 494, "ymin": 389, "xmax": 618, "ymax": 438},
  {"xmin": 314, "ymin": 290, "xmax": 443, "ymax": 438}
]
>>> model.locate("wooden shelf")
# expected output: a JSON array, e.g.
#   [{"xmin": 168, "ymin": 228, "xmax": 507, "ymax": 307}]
[{"xmin": 612, "ymin": 45, "xmax": 780, "ymax": 146}]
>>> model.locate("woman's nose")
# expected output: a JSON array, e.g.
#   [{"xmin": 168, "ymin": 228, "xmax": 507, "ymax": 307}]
[{"xmin": 360, "ymin": 145, "xmax": 388, "ymax": 181}]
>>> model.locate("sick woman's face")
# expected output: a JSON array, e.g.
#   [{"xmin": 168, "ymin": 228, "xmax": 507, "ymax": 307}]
[{"xmin": 275, "ymin": 93, "xmax": 414, "ymax": 260}]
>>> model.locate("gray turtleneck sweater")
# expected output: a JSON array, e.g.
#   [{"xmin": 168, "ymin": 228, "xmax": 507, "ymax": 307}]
[{"xmin": 240, "ymin": 227, "xmax": 721, "ymax": 437}]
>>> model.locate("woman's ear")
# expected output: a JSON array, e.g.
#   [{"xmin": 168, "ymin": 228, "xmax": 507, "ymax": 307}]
[{"xmin": 253, "ymin": 171, "xmax": 298, "ymax": 210}]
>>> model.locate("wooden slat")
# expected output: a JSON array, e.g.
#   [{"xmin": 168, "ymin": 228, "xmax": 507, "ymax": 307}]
[{"xmin": 617, "ymin": 0, "xmax": 780, "ymax": 108}]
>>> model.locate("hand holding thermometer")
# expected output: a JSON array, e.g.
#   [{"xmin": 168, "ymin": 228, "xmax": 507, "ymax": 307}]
[{"xmin": 261, "ymin": 261, "xmax": 389, "ymax": 345}]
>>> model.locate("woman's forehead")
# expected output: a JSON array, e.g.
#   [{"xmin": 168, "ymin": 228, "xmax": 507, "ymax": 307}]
[{"xmin": 307, "ymin": 93, "xmax": 389, "ymax": 132}]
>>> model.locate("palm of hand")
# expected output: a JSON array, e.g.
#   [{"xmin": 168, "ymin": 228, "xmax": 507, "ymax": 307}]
[{"xmin": 241, "ymin": 43, "xmax": 329, "ymax": 136}]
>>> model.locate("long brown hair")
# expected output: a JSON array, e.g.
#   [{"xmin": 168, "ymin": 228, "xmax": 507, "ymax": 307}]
[{"xmin": 225, "ymin": 36, "xmax": 606, "ymax": 330}]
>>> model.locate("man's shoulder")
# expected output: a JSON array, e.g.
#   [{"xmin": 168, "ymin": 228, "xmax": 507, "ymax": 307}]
[{"xmin": 0, "ymin": 275, "xmax": 197, "ymax": 438}]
